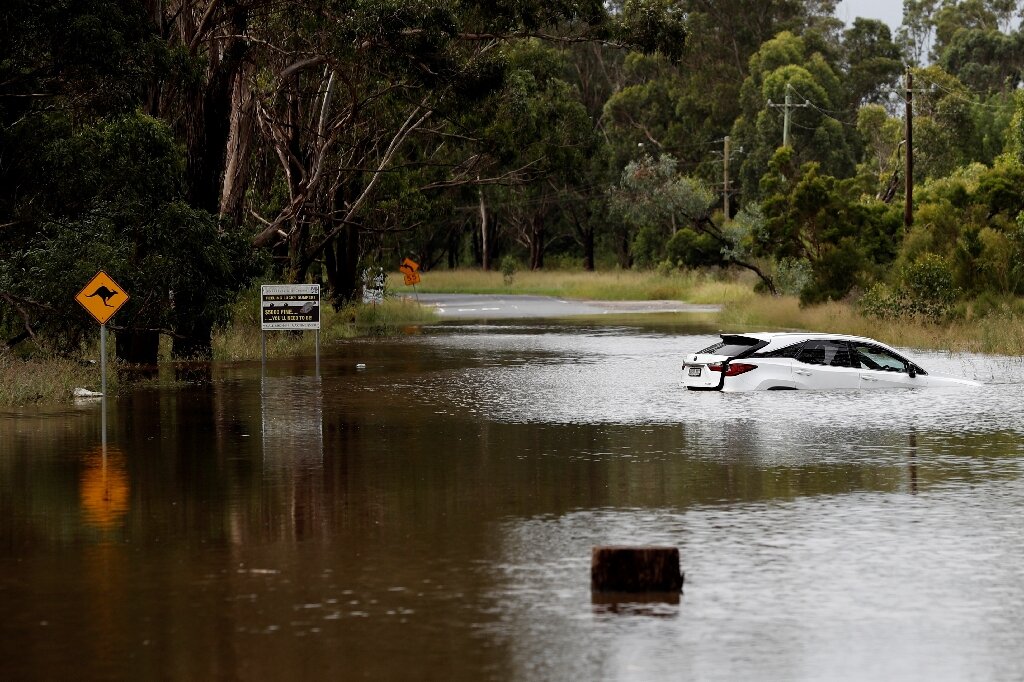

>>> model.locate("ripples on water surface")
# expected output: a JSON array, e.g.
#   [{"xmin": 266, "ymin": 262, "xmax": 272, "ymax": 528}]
[{"xmin": 2, "ymin": 321, "xmax": 1024, "ymax": 680}]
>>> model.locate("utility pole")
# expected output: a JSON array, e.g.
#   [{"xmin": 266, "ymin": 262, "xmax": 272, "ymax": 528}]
[
  {"xmin": 722, "ymin": 135, "xmax": 731, "ymax": 218},
  {"xmin": 767, "ymin": 83, "xmax": 809, "ymax": 149},
  {"xmin": 904, "ymin": 69, "xmax": 914, "ymax": 228},
  {"xmin": 783, "ymin": 85, "xmax": 793, "ymax": 147}
]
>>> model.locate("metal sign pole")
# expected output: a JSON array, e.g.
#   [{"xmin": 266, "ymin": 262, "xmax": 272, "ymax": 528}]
[
  {"xmin": 100, "ymin": 323, "xmax": 107, "ymax": 447},
  {"xmin": 315, "ymin": 329, "xmax": 320, "ymax": 377},
  {"xmin": 75, "ymin": 271, "xmax": 128, "ymax": 453},
  {"xmin": 100, "ymin": 323, "xmax": 107, "ymax": 396},
  {"xmin": 261, "ymin": 331, "xmax": 266, "ymax": 377}
]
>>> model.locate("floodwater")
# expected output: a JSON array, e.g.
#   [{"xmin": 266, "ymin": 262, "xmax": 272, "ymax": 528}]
[{"xmin": 2, "ymin": 319, "xmax": 1024, "ymax": 681}]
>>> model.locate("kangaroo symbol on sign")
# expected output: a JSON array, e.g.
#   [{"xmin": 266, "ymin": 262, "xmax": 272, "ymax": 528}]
[{"xmin": 86, "ymin": 285, "xmax": 120, "ymax": 307}]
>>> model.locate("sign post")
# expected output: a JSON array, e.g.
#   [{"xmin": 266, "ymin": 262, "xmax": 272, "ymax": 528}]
[
  {"xmin": 76, "ymin": 271, "xmax": 129, "ymax": 452},
  {"xmin": 75, "ymin": 271, "xmax": 129, "ymax": 396},
  {"xmin": 260, "ymin": 284, "xmax": 321, "ymax": 377}
]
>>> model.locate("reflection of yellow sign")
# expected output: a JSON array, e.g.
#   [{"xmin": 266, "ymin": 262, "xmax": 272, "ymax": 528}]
[
  {"xmin": 80, "ymin": 445, "xmax": 130, "ymax": 530},
  {"xmin": 75, "ymin": 271, "xmax": 129, "ymax": 325},
  {"xmin": 399, "ymin": 258, "xmax": 421, "ymax": 286}
]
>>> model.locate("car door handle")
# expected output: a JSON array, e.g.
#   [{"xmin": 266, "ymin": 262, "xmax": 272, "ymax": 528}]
[
  {"xmin": 860, "ymin": 375, "xmax": 878, "ymax": 381},
  {"xmin": 794, "ymin": 370, "xmax": 812, "ymax": 376}
]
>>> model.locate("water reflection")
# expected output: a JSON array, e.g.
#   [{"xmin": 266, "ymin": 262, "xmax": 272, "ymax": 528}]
[
  {"xmin": 79, "ymin": 445, "xmax": 129, "ymax": 530},
  {"xmin": 2, "ymin": 323, "xmax": 1024, "ymax": 680},
  {"xmin": 260, "ymin": 376, "xmax": 323, "ymax": 463}
]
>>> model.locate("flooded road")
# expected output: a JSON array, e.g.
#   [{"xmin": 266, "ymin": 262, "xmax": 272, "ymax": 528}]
[{"xmin": 2, "ymin": 319, "xmax": 1024, "ymax": 680}]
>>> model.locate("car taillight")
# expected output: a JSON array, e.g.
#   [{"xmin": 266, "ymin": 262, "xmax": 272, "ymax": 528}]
[{"xmin": 708, "ymin": 362, "xmax": 757, "ymax": 376}]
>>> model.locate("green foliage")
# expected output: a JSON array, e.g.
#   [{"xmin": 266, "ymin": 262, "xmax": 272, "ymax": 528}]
[
  {"xmin": 0, "ymin": 113, "xmax": 260, "ymax": 353},
  {"xmin": 1003, "ymin": 91, "xmax": 1024, "ymax": 164},
  {"xmin": 861, "ymin": 253, "xmax": 960, "ymax": 322},
  {"xmin": 939, "ymin": 28, "xmax": 1023, "ymax": 93},
  {"xmin": 800, "ymin": 238, "xmax": 866, "ymax": 304},
  {"xmin": 501, "ymin": 255, "xmax": 519, "ymax": 285},
  {"xmin": 11, "ymin": 0, "xmax": 1024, "ymax": 355},
  {"xmin": 663, "ymin": 229, "xmax": 719, "ymax": 268},
  {"xmin": 613, "ymin": 0, "xmax": 688, "ymax": 62},
  {"xmin": 733, "ymin": 29, "xmax": 864, "ymax": 200},
  {"xmin": 609, "ymin": 154, "xmax": 720, "ymax": 268},
  {"xmin": 842, "ymin": 18, "xmax": 903, "ymax": 105},
  {"xmin": 774, "ymin": 257, "xmax": 813, "ymax": 296}
]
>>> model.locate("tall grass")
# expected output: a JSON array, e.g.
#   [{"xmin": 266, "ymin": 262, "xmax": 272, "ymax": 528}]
[
  {"xmin": 0, "ymin": 352, "xmax": 103, "ymax": 406},
  {"xmin": 422, "ymin": 268, "xmax": 1024, "ymax": 355},
  {"xmin": 417, "ymin": 268, "xmax": 754, "ymax": 303},
  {"xmin": 720, "ymin": 294, "xmax": 1024, "ymax": 355},
  {"xmin": 417, "ymin": 267, "xmax": 1024, "ymax": 354},
  {"xmin": 213, "ymin": 296, "xmax": 436, "ymax": 361}
]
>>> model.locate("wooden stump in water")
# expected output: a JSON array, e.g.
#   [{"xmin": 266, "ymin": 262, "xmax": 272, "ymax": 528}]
[{"xmin": 591, "ymin": 546, "xmax": 684, "ymax": 592}]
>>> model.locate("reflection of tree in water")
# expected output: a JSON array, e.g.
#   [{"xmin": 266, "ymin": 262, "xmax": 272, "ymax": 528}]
[{"xmin": 80, "ymin": 445, "xmax": 130, "ymax": 530}]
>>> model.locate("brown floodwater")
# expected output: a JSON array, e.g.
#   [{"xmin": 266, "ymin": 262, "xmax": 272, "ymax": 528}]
[{"xmin": 2, "ymin": 320, "xmax": 1024, "ymax": 680}]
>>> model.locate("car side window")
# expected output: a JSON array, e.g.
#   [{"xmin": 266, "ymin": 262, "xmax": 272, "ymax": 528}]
[
  {"xmin": 797, "ymin": 340, "xmax": 857, "ymax": 367},
  {"xmin": 797, "ymin": 341, "xmax": 827, "ymax": 365},
  {"xmin": 852, "ymin": 343, "xmax": 907, "ymax": 372},
  {"xmin": 829, "ymin": 342, "xmax": 856, "ymax": 367},
  {"xmin": 759, "ymin": 342, "xmax": 803, "ymax": 359}
]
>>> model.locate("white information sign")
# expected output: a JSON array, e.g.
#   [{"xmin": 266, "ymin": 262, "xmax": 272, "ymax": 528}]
[{"xmin": 261, "ymin": 284, "xmax": 321, "ymax": 330}]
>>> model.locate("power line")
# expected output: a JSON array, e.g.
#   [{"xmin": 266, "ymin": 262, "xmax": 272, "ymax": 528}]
[{"xmin": 914, "ymin": 72, "xmax": 1016, "ymax": 110}]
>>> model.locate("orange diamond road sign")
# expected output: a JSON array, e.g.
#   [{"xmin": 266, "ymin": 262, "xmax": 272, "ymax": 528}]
[
  {"xmin": 399, "ymin": 258, "xmax": 421, "ymax": 286},
  {"xmin": 76, "ymin": 271, "xmax": 129, "ymax": 325}
]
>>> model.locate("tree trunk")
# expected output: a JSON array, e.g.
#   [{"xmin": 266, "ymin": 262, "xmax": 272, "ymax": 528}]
[
  {"xmin": 174, "ymin": 1, "xmax": 249, "ymax": 358},
  {"xmin": 325, "ymin": 222, "xmax": 361, "ymax": 306},
  {"xmin": 116, "ymin": 329, "xmax": 160, "ymax": 365},
  {"xmin": 617, "ymin": 230, "xmax": 633, "ymax": 269},
  {"xmin": 173, "ymin": 318, "xmax": 214, "ymax": 360},
  {"xmin": 529, "ymin": 218, "xmax": 545, "ymax": 270},
  {"xmin": 219, "ymin": 62, "xmax": 255, "ymax": 224},
  {"xmin": 447, "ymin": 224, "xmax": 461, "ymax": 269},
  {"xmin": 582, "ymin": 226, "xmax": 595, "ymax": 271},
  {"xmin": 479, "ymin": 187, "xmax": 490, "ymax": 271}
]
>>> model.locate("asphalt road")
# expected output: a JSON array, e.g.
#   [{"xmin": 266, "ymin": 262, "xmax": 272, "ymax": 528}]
[{"xmin": 414, "ymin": 293, "xmax": 721, "ymax": 320}]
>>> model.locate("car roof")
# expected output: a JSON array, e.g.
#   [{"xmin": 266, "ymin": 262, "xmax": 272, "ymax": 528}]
[{"xmin": 723, "ymin": 332, "xmax": 889, "ymax": 346}]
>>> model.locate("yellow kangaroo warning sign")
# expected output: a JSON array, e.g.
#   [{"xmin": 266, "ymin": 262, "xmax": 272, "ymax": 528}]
[{"xmin": 76, "ymin": 271, "xmax": 129, "ymax": 325}]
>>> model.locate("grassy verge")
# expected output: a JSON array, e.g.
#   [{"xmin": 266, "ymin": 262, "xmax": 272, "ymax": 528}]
[
  {"xmin": 417, "ymin": 268, "xmax": 754, "ymax": 304},
  {"xmin": 0, "ymin": 352, "xmax": 104, "ymax": 407},
  {"xmin": 1, "ymin": 291, "xmax": 436, "ymax": 408},
  {"xmin": 721, "ymin": 294, "xmax": 1024, "ymax": 355},
  {"xmin": 213, "ymin": 293, "xmax": 436, "ymax": 361},
  {"xmin": 419, "ymin": 267, "xmax": 1024, "ymax": 355}
]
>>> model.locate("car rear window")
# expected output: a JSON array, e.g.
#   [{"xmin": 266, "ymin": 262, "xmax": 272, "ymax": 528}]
[{"xmin": 698, "ymin": 336, "xmax": 764, "ymax": 357}]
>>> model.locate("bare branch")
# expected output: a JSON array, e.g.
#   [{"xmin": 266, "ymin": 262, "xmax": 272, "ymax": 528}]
[
  {"xmin": 280, "ymin": 56, "xmax": 327, "ymax": 80},
  {"xmin": 188, "ymin": 0, "xmax": 223, "ymax": 53}
]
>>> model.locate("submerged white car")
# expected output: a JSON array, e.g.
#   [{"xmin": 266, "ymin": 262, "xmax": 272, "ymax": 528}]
[{"xmin": 682, "ymin": 332, "xmax": 980, "ymax": 392}]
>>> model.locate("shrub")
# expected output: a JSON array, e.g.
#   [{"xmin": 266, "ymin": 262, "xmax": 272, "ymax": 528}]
[
  {"xmin": 901, "ymin": 253, "xmax": 959, "ymax": 319},
  {"xmin": 800, "ymin": 239, "xmax": 865, "ymax": 305},
  {"xmin": 774, "ymin": 257, "xmax": 812, "ymax": 296},
  {"xmin": 500, "ymin": 255, "xmax": 518, "ymax": 286},
  {"xmin": 860, "ymin": 253, "xmax": 960, "ymax": 322},
  {"xmin": 859, "ymin": 282, "xmax": 901, "ymax": 319}
]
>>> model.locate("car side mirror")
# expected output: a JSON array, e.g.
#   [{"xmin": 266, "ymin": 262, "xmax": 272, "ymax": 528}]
[{"xmin": 907, "ymin": 365, "xmax": 917, "ymax": 378}]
